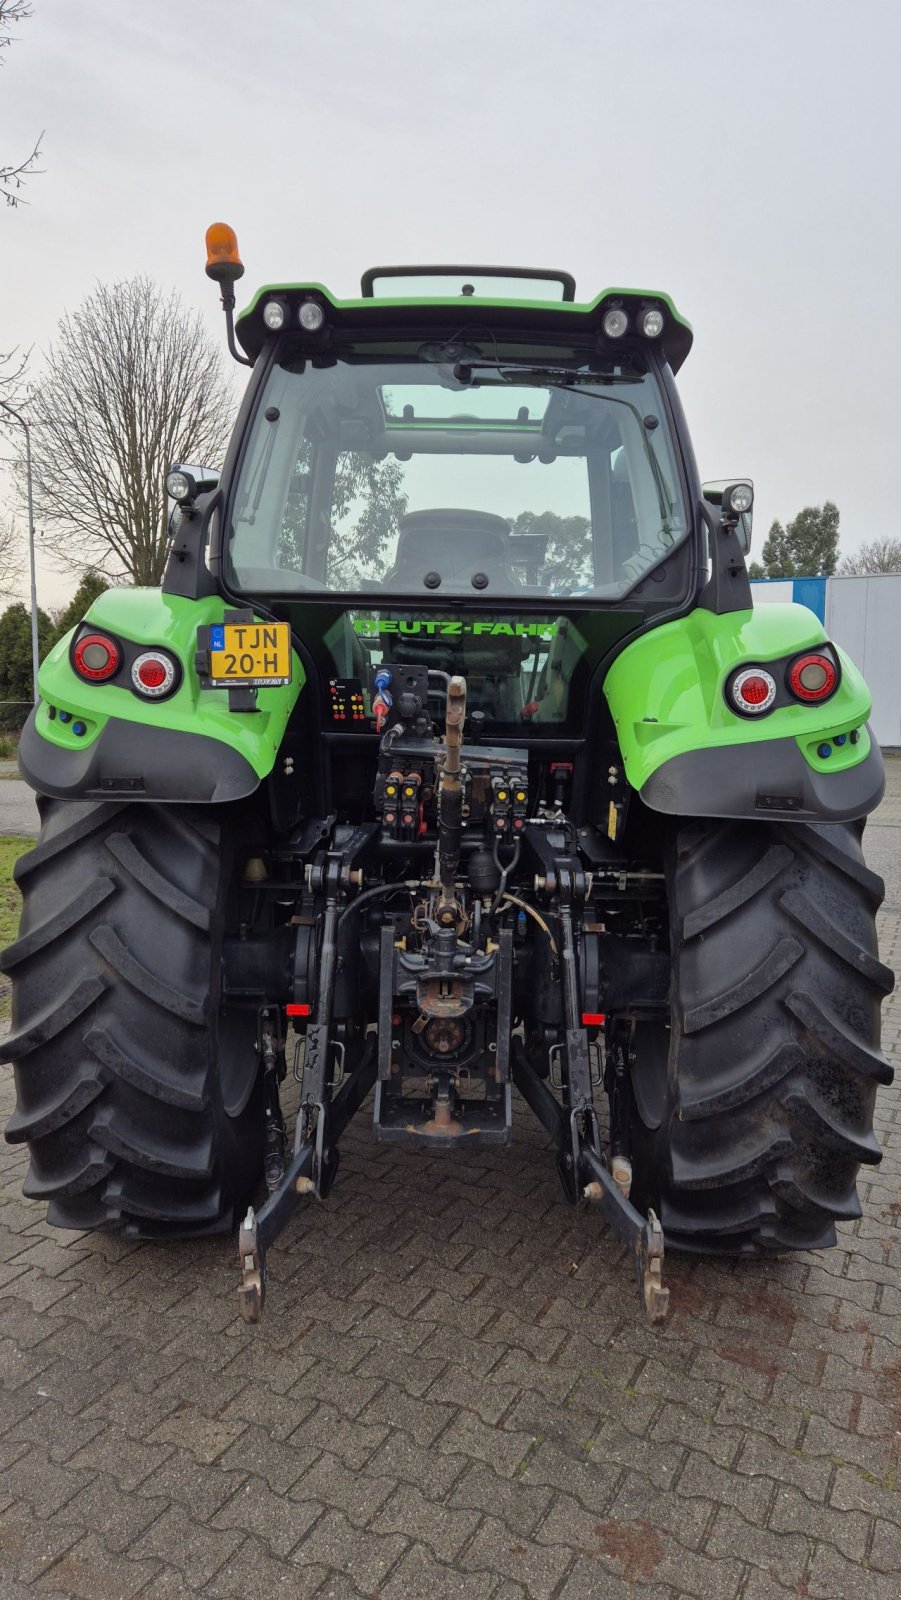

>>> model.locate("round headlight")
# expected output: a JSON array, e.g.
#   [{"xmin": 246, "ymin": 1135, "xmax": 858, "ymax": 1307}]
[
  {"xmin": 165, "ymin": 470, "xmax": 193, "ymax": 504},
  {"xmin": 602, "ymin": 307, "xmax": 629, "ymax": 339},
  {"xmin": 263, "ymin": 300, "xmax": 286, "ymax": 331},
  {"xmin": 299, "ymin": 301, "xmax": 325, "ymax": 332},
  {"xmin": 727, "ymin": 483, "xmax": 754, "ymax": 515},
  {"xmin": 640, "ymin": 307, "xmax": 665, "ymax": 338}
]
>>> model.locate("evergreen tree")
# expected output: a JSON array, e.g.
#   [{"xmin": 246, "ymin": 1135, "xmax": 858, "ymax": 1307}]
[
  {"xmin": 748, "ymin": 501, "xmax": 840, "ymax": 579},
  {"xmin": 0, "ymin": 601, "xmax": 54, "ymax": 729},
  {"xmin": 47, "ymin": 572, "xmax": 109, "ymax": 651}
]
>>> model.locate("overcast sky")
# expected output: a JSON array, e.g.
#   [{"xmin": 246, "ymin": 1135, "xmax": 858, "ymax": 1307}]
[{"xmin": 2, "ymin": 0, "xmax": 900, "ymax": 607}]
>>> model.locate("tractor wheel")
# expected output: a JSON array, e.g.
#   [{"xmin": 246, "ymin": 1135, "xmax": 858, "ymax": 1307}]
[
  {"xmin": 1, "ymin": 797, "xmax": 264, "ymax": 1237},
  {"xmin": 626, "ymin": 819, "xmax": 894, "ymax": 1253}
]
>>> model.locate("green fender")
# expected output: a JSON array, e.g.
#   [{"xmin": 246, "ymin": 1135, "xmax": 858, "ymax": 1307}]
[
  {"xmin": 18, "ymin": 589, "xmax": 304, "ymax": 804},
  {"xmin": 604, "ymin": 604, "xmax": 884, "ymax": 822}
]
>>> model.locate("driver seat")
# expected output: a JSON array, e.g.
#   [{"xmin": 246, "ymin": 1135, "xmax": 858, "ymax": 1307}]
[{"xmin": 382, "ymin": 509, "xmax": 520, "ymax": 592}]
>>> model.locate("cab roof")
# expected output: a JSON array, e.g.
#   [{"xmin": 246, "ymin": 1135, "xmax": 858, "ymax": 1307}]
[{"xmin": 235, "ymin": 267, "xmax": 693, "ymax": 371}]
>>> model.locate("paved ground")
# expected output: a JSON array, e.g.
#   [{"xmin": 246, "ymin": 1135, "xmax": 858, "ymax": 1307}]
[
  {"xmin": 0, "ymin": 776, "xmax": 899, "ymax": 1597},
  {"xmin": 0, "ymin": 763, "xmax": 39, "ymax": 842},
  {"xmin": 0, "ymin": 764, "xmax": 37, "ymax": 845}
]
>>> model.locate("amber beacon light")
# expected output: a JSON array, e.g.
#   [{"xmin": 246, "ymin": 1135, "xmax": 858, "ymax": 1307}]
[
  {"xmin": 205, "ymin": 222, "xmax": 244, "ymax": 284},
  {"xmin": 205, "ymin": 223, "xmax": 252, "ymax": 367}
]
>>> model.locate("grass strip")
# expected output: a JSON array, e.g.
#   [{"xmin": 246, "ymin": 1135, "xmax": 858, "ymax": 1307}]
[{"xmin": 0, "ymin": 835, "xmax": 32, "ymax": 1022}]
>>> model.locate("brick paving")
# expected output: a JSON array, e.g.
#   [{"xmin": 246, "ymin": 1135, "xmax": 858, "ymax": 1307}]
[{"xmin": 1, "ymin": 813, "xmax": 900, "ymax": 1597}]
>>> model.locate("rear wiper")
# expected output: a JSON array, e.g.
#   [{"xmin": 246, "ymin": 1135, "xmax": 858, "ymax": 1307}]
[{"xmin": 451, "ymin": 362, "xmax": 641, "ymax": 388}]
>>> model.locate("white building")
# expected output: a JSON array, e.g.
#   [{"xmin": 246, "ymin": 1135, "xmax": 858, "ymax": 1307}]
[{"xmin": 752, "ymin": 575, "xmax": 901, "ymax": 747}]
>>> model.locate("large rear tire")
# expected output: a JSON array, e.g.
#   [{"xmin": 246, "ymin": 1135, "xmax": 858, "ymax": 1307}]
[
  {"xmin": 1, "ymin": 797, "xmax": 264, "ymax": 1237},
  {"xmin": 627, "ymin": 819, "xmax": 894, "ymax": 1253}
]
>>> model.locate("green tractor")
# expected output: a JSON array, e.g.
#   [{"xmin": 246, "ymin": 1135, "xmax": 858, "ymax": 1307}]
[{"xmin": 2, "ymin": 229, "xmax": 893, "ymax": 1323}]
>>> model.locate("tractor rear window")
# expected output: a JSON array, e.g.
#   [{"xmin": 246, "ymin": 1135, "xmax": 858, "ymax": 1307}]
[{"xmin": 227, "ymin": 346, "xmax": 688, "ymax": 601}]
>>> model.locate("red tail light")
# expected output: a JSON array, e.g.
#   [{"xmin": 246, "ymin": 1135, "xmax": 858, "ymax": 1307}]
[
  {"xmin": 729, "ymin": 667, "xmax": 777, "ymax": 715},
  {"xmin": 787, "ymin": 652, "xmax": 838, "ymax": 703},
  {"xmin": 73, "ymin": 632, "xmax": 120, "ymax": 682},
  {"xmin": 131, "ymin": 651, "xmax": 177, "ymax": 698}
]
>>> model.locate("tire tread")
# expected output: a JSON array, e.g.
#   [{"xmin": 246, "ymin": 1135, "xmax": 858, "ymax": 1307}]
[
  {"xmin": 2, "ymin": 798, "xmax": 263, "ymax": 1237},
  {"xmin": 631, "ymin": 818, "xmax": 894, "ymax": 1255}
]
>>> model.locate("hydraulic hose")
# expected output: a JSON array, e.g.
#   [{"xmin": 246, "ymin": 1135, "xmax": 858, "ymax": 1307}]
[{"xmin": 336, "ymin": 883, "xmax": 413, "ymax": 927}]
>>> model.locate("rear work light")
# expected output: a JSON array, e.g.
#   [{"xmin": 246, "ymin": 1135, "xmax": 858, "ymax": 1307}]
[
  {"xmin": 728, "ymin": 666, "xmax": 777, "ymax": 715},
  {"xmin": 787, "ymin": 652, "xmax": 838, "ymax": 703},
  {"xmin": 298, "ymin": 300, "xmax": 325, "ymax": 331},
  {"xmin": 602, "ymin": 306, "xmax": 629, "ymax": 339},
  {"xmin": 263, "ymin": 298, "xmax": 287, "ymax": 331},
  {"xmin": 131, "ymin": 651, "xmax": 177, "ymax": 699},
  {"xmin": 73, "ymin": 632, "xmax": 120, "ymax": 682},
  {"xmin": 639, "ymin": 307, "xmax": 664, "ymax": 338}
]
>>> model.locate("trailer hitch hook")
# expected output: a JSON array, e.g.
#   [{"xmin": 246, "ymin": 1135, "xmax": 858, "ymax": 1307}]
[
  {"xmin": 237, "ymin": 1207, "xmax": 265, "ymax": 1324},
  {"xmin": 639, "ymin": 1209, "xmax": 669, "ymax": 1324},
  {"xmin": 582, "ymin": 1161, "xmax": 670, "ymax": 1325}
]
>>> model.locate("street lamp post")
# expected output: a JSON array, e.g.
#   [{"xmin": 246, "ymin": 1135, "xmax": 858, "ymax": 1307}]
[{"xmin": 0, "ymin": 397, "xmax": 40, "ymax": 702}]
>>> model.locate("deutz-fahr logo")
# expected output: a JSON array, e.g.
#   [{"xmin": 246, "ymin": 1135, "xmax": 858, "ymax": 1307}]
[{"xmin": 352, "ymin": 618, "xmax": 558, "ymax": 638}]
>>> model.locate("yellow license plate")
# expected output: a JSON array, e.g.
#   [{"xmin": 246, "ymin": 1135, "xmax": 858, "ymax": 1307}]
[{"xmin": 208, "ymin": 621, "xmax": 291, "ymax": 687}]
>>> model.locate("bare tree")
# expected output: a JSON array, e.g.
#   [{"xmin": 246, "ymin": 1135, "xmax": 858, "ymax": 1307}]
[
  {"xmin": 0, "ymin": 511, "xmax": 22, "ymax": 602},
  {"xmin": 837, "ymin": 537, "xmax": 901, "ymax": 576},
  {"xmin": 27, "ymin": 278, "xmax": 236, "ymax": 584},
  {"xmin": 1, "ymin": 1, "xmax": 43, "ymax": 207},
  {"xmin": 0, "ymin": 345, "xmax": 29, "ymax": 405},
  {"xmin": 0, "ymin": 352, "xmax": 30, "ymax": 613}
]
